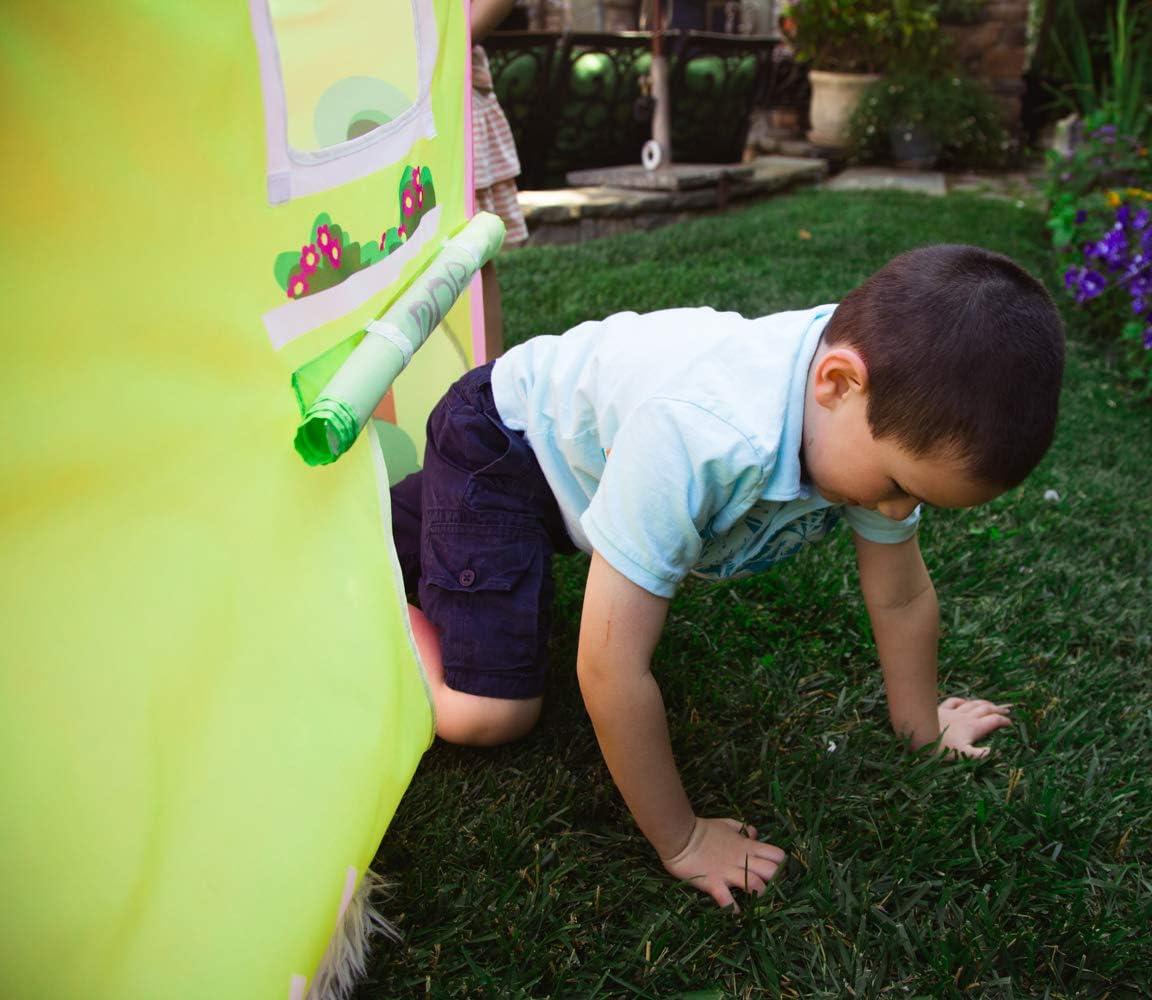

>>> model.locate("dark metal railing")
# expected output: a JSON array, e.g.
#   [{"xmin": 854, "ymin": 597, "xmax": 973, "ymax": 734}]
[{"xmin": 485, "ymin": 30, "xmax": 807, "ymax": 188}]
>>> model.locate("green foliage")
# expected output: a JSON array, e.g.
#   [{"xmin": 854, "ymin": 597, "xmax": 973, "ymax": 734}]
[
  {"xmin": 783, "ymin": 0, "xmax": 944, "ymax": 74},
  {"xmin": 1045, "ymin": 0, "xmax": 1152, "ymax": 140},
  {"xmin": 1045, "ymin": 110, "xmax": 1151, "ymax": 202},
  {"xmin": 1044, "ymin": 113, "xmax": 1152, "ymax": 398},
  {"xmin": 848, "ymin": 73, "xmax": 1015, "ymax": 169},
  {"xmin": 935, "ymin": 0, "xmax": 982, "ymax": 24},
  {"xmin": 358, "ymin": 192, "xmax": 1152, "ymax": 998}
]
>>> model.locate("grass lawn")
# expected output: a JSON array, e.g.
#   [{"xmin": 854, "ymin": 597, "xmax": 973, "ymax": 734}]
[{"xmin": 356, "ymin": 190, "xmax": 1151, "ymax": 998}]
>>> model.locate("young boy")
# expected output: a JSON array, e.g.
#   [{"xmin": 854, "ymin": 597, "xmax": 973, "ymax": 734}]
[{"xmin": 390, "ymin": 244, "xmax": 1065, "ymax": 909}]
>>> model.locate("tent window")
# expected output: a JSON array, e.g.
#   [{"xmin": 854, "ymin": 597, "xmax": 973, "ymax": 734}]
[{"xmin": 250, "ymin": 0, "xmax": 439, "ymax": 204}]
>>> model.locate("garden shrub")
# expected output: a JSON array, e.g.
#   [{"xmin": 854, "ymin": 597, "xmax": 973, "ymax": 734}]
[
  {"xmin": 1045, "ymin": 114, "xmax": 1152, "ymax": 398},
  {"xmin": 1039, "ymin": 0, "xmax": 1152, "ymax": 398},
  {"xmin": 847, "ymin": 74, "xmax": 1015, "ymax": 170}
]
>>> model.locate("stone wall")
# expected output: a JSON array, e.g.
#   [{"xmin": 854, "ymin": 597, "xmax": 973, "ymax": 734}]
[
  {"xmin": 602, "ymin": 0, "xmax": 639, "ymax": 31},
  {"xmin": 524, "ymin": 0, "xmax": 575, "ymax": 30},
  {"xmin": 943, "ymin": 0, "xmax": 1031, "ymax": 126}
]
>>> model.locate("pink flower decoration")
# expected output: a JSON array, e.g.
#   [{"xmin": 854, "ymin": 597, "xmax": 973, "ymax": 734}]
[
  {"xmin": 287, "ymin": 273, "xmax": 309, "ymax": 299},
  {"xmin": 417, "ymin": 187, "xmax": 424, "ymax": 209},
  {"xmin": 402, "ymin": 189, "xmax": 415, "ymax": 217},
  {"xmin": 318, "ymin": 228, "xmax": 342, "ymax": 267},
  {"xmin": 397, "ymin": 224, "xmax": 408, "ymax": 242},
  {"xmin": 379, "ymin": 232, "xmax": 388, "ymax": 250},
  {"xmin": 298, "ymin": 244, "xmax": 319, "ymax": 275},
  {"xmin": 411, "ymin": 165, "xmax": 422, "ymax": 189}
]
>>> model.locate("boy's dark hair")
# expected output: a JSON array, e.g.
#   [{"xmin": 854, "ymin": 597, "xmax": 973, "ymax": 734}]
[{"xmin": 824, "ymin": 244, "xmax": 1065, "ymax": 488}]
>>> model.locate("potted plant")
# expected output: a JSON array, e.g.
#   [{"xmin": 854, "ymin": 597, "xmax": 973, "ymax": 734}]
[
  {"xmin": 847, "ymin": 73, "xmax": 1014, "ymax": 169},
  {"xmin": 782, "ymin": 0, "xmax": 943, "ymax": 148}
]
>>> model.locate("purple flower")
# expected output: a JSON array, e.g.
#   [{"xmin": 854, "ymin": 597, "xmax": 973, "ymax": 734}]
[
  {"xmin": 1075, "ymin": 210, "xmax": 1087, "ymax": 224},
  {"xmin": 1087, "ymin": 229, "xmax": 1130, "ymax": 271},
  {"xmin": 1065, "ymin": 266, "xmax": 1108, "ymax": 303},
  {"xmin": 1126, "ymin": 262, "xmax": 1149, "ymax": 285},
  {"xmin": 1084, "ymin": 270, "xmax": 1107, "ymax": 298},
  {"xmin": 1061, "ymin": 198, "xmax": 1152, "ymax": 341}
]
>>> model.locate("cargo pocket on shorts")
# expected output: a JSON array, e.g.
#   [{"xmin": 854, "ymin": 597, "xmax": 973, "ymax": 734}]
[{"xmin": 421, "ymin": 518, "xmax": 544, "ymax": 674}]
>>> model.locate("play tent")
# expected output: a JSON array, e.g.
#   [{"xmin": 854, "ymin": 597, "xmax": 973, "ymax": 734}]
[{"xmin": 1, "ymin": 1, "xmax": 490, "ymax": 995}]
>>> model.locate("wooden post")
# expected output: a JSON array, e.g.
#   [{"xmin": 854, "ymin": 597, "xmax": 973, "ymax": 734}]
[{"xmin": 648, "ymin": 0, "xmax": 672, "ymax": 167}]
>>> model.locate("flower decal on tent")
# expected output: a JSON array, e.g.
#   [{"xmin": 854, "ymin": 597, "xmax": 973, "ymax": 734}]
[
  {"xmin": 299, "ymin": 244, "xmax": 320, "ymax": 275},
  {"xmin": 273, "ymin": 165, "xmax": 438, "ymax": 300}
]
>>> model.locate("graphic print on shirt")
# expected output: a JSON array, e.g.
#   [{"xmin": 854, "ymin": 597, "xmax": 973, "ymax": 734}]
[{"xmin": 693, "ymin": 504, "xmax": 842, "ymax": 580}]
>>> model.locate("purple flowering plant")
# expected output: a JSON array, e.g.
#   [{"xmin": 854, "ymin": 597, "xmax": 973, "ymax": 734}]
[
  {"xmin": 1063, "ymin": 198, "xmax": 1151, "ymax": 325},
  {"xmin": 1046, "ymin": 115, "xmax": 1152, "ymax": 396},
  {"xmin": 1044, "ymin": 115, "xmax": 1148, "ymax": 242},
  {"xmin": 1059, "ymin": 195, "xmax": 1152, "ymax": 396}
]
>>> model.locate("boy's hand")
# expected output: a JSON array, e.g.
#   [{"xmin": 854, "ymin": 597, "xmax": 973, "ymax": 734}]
[
  {"xmin": 660, "ymin": 817, "xmax": 785, "ymax": 910},
  {"xmin": 938, "ymin": 697, "xmax": 1013, "ymax": 758}
]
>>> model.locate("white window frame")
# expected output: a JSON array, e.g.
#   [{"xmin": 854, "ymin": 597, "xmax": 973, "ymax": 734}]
[{"xmin": 248, "ymin": 0, "xmax": 439, "ymax": 205}]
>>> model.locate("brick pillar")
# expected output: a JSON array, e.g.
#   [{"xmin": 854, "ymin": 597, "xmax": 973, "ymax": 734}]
[
  {"xmin": 943, "ymin": 0, "xmax": 1029, "ymax": 127},
  {"xmin": 602, "ymin": 0, "xmax": 641, "ymax": 31},
  {"xmin": 527, "ymin": 0, "xmax": 574, "ymax": 30}
]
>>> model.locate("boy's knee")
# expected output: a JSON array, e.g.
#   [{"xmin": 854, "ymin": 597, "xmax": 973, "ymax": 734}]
[{"xmin": 433, "ymin": 687, "xmax": 542, "ymax": 747}]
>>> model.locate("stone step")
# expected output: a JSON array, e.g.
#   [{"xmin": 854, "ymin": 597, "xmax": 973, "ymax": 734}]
[
  {"xmin": 825, "ymin": 166, "xmax": 949, "ymax": 197},
  {"xmin": 565, "ymin": 163, "xmax": 758, "ymax": 192},
  {"xmin": 518, "ymin": 155, "xmax": 828, "ymax": 245}
]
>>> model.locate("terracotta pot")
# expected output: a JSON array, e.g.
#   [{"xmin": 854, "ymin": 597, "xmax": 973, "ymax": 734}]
[{"xmin": 807, "ymin": 69, "xmax": 881, "ymax": 149}]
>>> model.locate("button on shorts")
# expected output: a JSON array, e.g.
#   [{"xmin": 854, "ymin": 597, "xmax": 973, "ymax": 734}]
[{"xmin": 390, "ymin": 362, "xmax": 575, "ymax": 699}]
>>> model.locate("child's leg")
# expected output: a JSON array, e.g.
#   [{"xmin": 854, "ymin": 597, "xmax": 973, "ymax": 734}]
[
  {"xmin": 397, "ymin": 362, "xmax": 570, "ymax": 747},
  {"xmin": 407, "ymin": 602, "xmax": 542, "ymax": 746}
]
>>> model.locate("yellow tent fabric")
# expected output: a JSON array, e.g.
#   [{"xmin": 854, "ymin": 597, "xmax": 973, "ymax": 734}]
[{"xmin": 1, "ymin": 2, "xmax": 474, "ymax": 996}]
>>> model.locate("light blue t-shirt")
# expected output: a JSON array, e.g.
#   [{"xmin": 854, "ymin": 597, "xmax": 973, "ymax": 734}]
[{"xmin": 491, "ymin": 305, "xmax": 919, "ymax": 598}]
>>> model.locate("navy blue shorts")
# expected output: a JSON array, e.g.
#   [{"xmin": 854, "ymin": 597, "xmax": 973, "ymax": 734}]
[{"xmin": 390, "ymin": 363, "xmax": 575, "ymax": 699}]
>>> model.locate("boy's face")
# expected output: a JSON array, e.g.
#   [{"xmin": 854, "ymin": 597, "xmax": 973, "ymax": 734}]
[{"xmin": 802, "ymin": 344, "xmax": 1004, "ymax": 518}]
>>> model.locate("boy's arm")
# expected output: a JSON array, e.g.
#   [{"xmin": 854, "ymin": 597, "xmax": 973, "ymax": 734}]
[
  {"xmin": 577, "ymin": 552, "xmax": 784, "ymax": 909},
  {"xmin": 854, "ymin": 533, "xmax": 1013, "ymax": 756}
]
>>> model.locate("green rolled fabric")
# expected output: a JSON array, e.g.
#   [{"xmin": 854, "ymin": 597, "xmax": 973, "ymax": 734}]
[{"xmin": 295, "ymin": 211, "xmax": 506, "ymax": 466}]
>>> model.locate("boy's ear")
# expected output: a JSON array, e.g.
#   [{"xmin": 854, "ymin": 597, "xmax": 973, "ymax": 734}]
[{"xmin": 813, "ymin": 347, "xmax": 869, "ymax": 408}]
